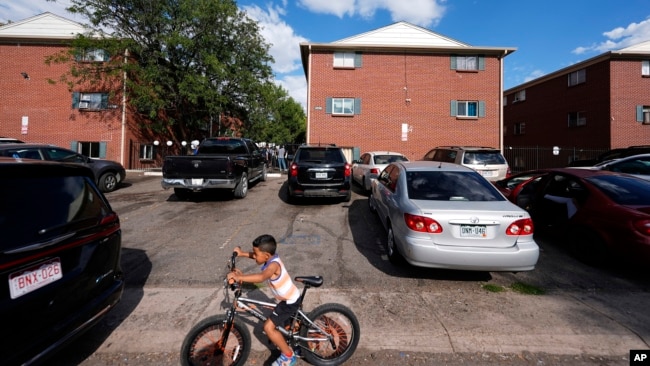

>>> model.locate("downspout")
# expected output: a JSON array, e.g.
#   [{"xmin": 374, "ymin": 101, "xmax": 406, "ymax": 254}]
[
  {"xmin": 499, "ymin": 49, "xmax": 509, "ymax": 152},
  {"xmin": 120, "ymin": 49, "xmax": 129, "ymax": 166},
  {"xmin": 306, "ymin": 45, "xmax": 312, "ymax": 144}
]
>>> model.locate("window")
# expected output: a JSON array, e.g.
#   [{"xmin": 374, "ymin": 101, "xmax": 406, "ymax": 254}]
[
  {"xmin": 636, "ymin": 105, "xmax": 650, "ymax": 124},
  {"xmin": 450, "ymin": 100, "xmax": 485, "ymax": 118},
  {"xmin": 78, "ymin": 142, "xmax": 101, "ymax": 158},
  {"xmin": 451, "ymin": 55, "xmax": 485, "ymax": 71},
  {"xmin": 513, "ymin": 90, "xmax": 526, "ymax": 102},
  {"xmin": 72, "ymin": 92, "xmax": 109, "ymax": 110},
  {"xmin": 76, "ymin": 49, "xmax": 109, "ymax": 62},
  {"xmin": 643, "ymin": 61, "xmax": 650, "ymax": 77},
  {"xmin": 140, "ymin": 144, "xmax": 154, "ymax": 160},
  {"xmin": 514, "ymin": 122, "xmax": 526, "ymax": 135},
  {"xmin": 568, "ymin": 112, "xmax": 586, "ymax": 127},
  {"xmin": 333, "ymin": 52, "xmax": 361, "ymax": 68},
  {"xmin": 325, "ymin": 97, "xmax": 361, "ymax": 115},
  {"xmin": 568, "ymin": 69, "xmax": 586, "ymax": 86}
]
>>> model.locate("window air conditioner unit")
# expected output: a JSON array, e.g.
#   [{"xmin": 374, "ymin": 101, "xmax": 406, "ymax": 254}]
[{"xmin": 79, "ymin": 101, "xmax": 90, "ymax": 109}]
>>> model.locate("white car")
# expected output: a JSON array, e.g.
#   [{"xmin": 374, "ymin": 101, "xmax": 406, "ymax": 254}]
[
  {"xmin": 586, "ymin": 153, "xmax": 650, "ymax": 181},
  {"xmin": 368, "ymin": 161, "xmax": 539, "ymax": 271},
  {"xmin": 352, "ymin": 151, "xmax": 409, "ymax": 191}
]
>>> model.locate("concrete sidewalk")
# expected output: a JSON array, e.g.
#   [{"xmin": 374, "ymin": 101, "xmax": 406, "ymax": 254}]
[{"xmin": 93, "ymin": 286, "xmax": 650, "ymax": 358}]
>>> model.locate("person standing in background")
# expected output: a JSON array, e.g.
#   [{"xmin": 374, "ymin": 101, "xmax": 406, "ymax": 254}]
[{"xmin": 278, "ymin": 145, "xmax": 287, "ymax": 172}]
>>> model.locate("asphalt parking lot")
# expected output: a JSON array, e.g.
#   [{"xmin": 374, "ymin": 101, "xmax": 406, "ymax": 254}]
[{"xmin": 49, "ymin": 171, "xmax": 650, "ymax": 365}]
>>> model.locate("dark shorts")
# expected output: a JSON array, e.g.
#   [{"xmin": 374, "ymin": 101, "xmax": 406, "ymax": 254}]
[{"xmin": 269, "ymin": 300, "xmax": 300, "ymax": 327}]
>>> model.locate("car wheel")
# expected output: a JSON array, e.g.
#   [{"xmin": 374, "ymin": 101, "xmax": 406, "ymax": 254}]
[
  {"xmin": 342, "ymin": 190, "xmax": 351, "ymax": 202},
  {"xmin": 260, "ymin": 164, "xmax": 268, "ymax": 182},
  {"xmin": 174, "ymin": 188, "xmax": 191, "ymax": 200},
  {"xmin": 98, "ymin": 172, "xmax": 118, "ymax": 192},
  {"xmin": 568, "ymin": 228, "xmax": 608, "ymax": 266},
  {"xmin": 286, "ymin": 184, "xmax": 296, "ymax": 204},
  {"xmin": 233, "ymin": 173, "xmax": 248, "ymax": 198},
  {"xmin": 386, "ymin": 225, "xmax": 405, "ymax": 265}
]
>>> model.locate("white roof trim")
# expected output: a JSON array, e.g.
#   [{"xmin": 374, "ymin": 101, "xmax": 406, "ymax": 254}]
[
  {"xmin": 616, "ymin": 40, "xmax": 650, "ymax": 53},
  {"xmin": 0, "ymin": 12, "xmax": 91, "ymax": 39},
  {"xmin": 333, "ymin": 21, "xmax": 469, "ymax": 48}
]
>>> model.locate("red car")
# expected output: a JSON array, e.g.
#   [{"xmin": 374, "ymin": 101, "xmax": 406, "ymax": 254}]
[{"xmin": 493, "ymin": 168, "xmax": 650, "ymax": 266}]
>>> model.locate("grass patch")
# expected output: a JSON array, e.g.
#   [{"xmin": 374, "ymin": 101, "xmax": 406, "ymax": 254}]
[
  {"xmin": 510, "ymin": 281, "xmax": 545, "ymax": 295},
  {"xmin": 481, "ymin": 283, "xmax": 505, "ymax": 293}
]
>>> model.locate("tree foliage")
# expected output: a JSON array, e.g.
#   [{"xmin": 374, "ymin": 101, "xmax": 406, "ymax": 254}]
[{"xmin": 48, "ymin": 0, "xmax": 305, "ymax": 144}]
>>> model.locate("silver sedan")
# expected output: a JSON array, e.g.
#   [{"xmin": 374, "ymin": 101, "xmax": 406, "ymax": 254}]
[
  {"xmin": 368, "ymin": 161, "xmax": 539, "ymax": 271},
  {"xmin": 352, "ymin": 151, "xmax": 409, "ymax": 191}
]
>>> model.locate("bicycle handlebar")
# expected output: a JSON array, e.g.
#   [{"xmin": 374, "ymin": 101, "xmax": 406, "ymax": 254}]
[{"xmin": 228, "ymin": 251, "xmax": 239, "ymax": 291}]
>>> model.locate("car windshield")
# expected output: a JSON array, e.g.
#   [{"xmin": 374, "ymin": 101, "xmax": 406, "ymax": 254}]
[
  {"xmin": 297, "ymin": 148, "xmax": 344, "ymax": 163},
  {"xmin": 406, "ymin": 171, "xmax": 505, "ymax": 201},
  {"xmin": 586, "ymin": 175, "xmax": 650, "ymax": 205},
  {"xmin": 374, "ymin": 155, "xmax": 408, "ymax": 165},
  {"xmin": 199, "ymin": 139, "xmax": 247, "ymax": 154},
  {"xmin": 462, "ymin": 151, "xmax": 506, "ymax": 165}
]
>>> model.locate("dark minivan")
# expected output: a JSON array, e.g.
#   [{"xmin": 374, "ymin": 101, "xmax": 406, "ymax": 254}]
[{"xmin": 0, "ymin": 157, "xmax": 124, "ymax": 365}]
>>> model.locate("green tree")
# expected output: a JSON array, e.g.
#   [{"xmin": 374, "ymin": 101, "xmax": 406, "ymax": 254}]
[{"xmin": 49, "ymin": 0, "xmax": 283, "ymax": 144}]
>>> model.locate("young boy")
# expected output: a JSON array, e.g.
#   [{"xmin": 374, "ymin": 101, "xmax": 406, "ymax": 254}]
[{"xmin": 227, "ymin": 234, "xmax": 300, "ymax": 366}]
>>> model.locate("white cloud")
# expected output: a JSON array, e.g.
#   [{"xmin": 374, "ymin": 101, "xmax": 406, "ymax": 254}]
[
  {"xmin": 298, "ymin": 0, "xmax": 445, "ymax": 27},
  {"xmin": 0, "ymin": 0, "xmax": 80, "ymax": 24},
  {"xmin": 523, "ymin": 69, "xmax": 545, "ymax": 83},
  {"xmin": 276, "ymin": 74, "xmax": 307, "ymax": 110},
  {"xmin": 573, "ymin": 16, "xmax": 650, "ymax": 54},
  {"xmin": 243, "ymin": 4, "xmax": 307, "ymax": 74}
]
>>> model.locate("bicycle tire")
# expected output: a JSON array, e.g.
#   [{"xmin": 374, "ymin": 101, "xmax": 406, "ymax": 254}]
[
  {"xmin": 299, "ymin": 303, "xmax": 360, "ymax": 366},
  {"xmin": 180, "ymin": 315, "xmax": 251, "ymax": 366}
]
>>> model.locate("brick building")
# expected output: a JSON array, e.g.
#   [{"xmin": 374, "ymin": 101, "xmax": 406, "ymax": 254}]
[
  {"xmin": 300, "ymin": 22, "xmax": 515, "ymax": 161},
  {"xmin": 504, "ymin": 40, "xmax": 650, "ymax": 168},
  {"xmin": 0, "ymin": 13, "xmax": 151, "ymax": 169}
]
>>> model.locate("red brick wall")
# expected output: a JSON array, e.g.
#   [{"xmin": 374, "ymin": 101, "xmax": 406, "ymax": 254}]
[
  {"xmin": 307, "ymin": 50, "xmax": 503, "ymax": 161},
  {"xmin": 0, "ymin": 42, "xmax": 137, "ymax": 166},
  {"xmin": 504, "ymin": 57, "xmax": 650, "ymax": 150}
]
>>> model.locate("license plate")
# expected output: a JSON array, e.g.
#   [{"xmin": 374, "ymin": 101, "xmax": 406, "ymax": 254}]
[
  {"xmin": 460, "ymin": 225, "xmax": 487, "ymax": 238},
  {"xmin": 315, "ymin": 172, "xmax": 328, "ymax": 179},
  {"xmin": 480, "ymin": 170, "xmax": 496, "ymax": 177},
  {"xmin": 9, "ymin": 258, "xmax": 63, "ymax": 299},
  {"xmin": 191, "ymin": 178, "xmax": 203, "ymax": 185}
]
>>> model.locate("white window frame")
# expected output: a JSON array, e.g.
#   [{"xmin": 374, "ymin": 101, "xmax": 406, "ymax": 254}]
[
  {"xmin": 78, "ymin": 141, "xmax": 101, "ymax": 158},
  {"xmin": 333, "ymin": 52, "xmax": 356, "ymax": 68},
  {"xmin": 79, "ymin": 49, "xmax": 107, "ymax": 62},
  {"xmin": 456, "ymin": 56, "xmax": 478, "ymax": 71},
  {"xmin": 332, "ymin": 98, "xmax": 355, "ymax": 115},
  {"xmin": 140, "ymin": 144, "xmax": 154, "ymax": 160},
  {"xmin": 456, "ymin": 101, "xmax": 479, "ymax": 117},
  {"xmin": 568, "ymin": 69, "xmax": 586, "ymax": 86},
  {"xmin": 642, "ymin": 60, "xmax": 650, "ymax": 77},
  {"xmin": 514, "ymin": 90, "xmax": 526, "ymax": 102},
  {"xmin": 644, "ymin": 106, "xmax": 650, "ymax": 125},
  {"xmin": 79, "ymin": 92, "xmax": 107, "ymax": 110}
]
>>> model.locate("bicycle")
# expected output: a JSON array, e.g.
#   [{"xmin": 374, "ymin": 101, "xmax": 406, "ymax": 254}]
[{"xmin": 180, "ymin": 251, "xmax": 360, "ymax": 366}]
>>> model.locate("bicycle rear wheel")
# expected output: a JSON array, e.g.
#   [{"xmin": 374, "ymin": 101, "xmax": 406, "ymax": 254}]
[
  {"xmin": 180, "ymin": 315, "xmax": 251, "ymax": 366},
  {"xmin": 299, "ymin": 303, "xmax": 360, "ymax": 366}
]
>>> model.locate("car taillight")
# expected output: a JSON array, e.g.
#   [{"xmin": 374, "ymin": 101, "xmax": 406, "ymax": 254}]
[
  {"xmin": 506, "ymin": 167, "xmax": 511, "ymax": 178},
  {"xmin": 344, "ymin": 163, "xmax": 351, "ymax": 177},
  {"xmin": 506, "ymin": 218, "xmax": 534, "ymax": 235},
  {"xmin": 404, "ymin": 213, "xmax": 442, "ymax": 233},
  {"xmin": 633, "ymin": 219, "xmax": 650, "ymax": 235},
  {"xmin": 370, "ymin": 168, "xmax": 380, "ymax": 174},
  {"xmin": 289, "ymin": 163, "xmax": 298, "ymax": 177}
]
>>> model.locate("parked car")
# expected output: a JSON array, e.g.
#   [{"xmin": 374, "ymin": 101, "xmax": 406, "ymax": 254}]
[
  {"xmin": 0, "ymin": 137, "xmax": 24, "ymax": 144},
  {"xmin": 568, "ymin": 145, "xmax": 650, "ymax": 167},
  {"xmin": 352, "ymin": 151, "xmax": 409, "ymax": 191},
  {"xmin": 421, "ymin": 146, "xmax": 510, "ymax": 181},
  {"xmin": 0, "ymin": 157, "xmax": 124, "ymax": 365},
  {"xmin": 287, "ymin": 145, "xmax": 352, "ymax": 202},
  {"xmin": 580, "ymin": 153, "xmax": 650, "ymax": 180},
  {"xmin": 497, "ymin": 168, "xmax": 650, "ymax": 266},
  {"xmin": 368, "ymin": 161, "xmax": 539, "ymax": 271},
  {"xmin": 0, "ymin": 143, "xmax": 126, "ymax": 192}
]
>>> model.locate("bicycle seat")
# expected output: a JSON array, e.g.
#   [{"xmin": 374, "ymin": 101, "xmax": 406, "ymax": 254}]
[{"xmin": 295, "ymin": 276, "xmax": 323, "ymax": 288}]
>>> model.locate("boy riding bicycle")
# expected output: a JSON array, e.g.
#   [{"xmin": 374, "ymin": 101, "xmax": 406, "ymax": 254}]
[{"xmin": 226, "ymin": 234, "xmax": 299, "ymax": 366}]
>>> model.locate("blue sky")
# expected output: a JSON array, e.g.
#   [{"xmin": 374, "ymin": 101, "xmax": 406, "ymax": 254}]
[{"xmin": 2, "ymin": 0, "xmax": 650, "ymax": 108}]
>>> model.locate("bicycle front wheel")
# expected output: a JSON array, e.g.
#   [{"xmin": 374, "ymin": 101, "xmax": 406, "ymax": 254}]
[
  {"xmin": 299, "ymin": 303, "xmax": 360, "ymax": 366},
  {"xmin": 180, "ymin": 315, "xmax": 251, "ymax": 366}
]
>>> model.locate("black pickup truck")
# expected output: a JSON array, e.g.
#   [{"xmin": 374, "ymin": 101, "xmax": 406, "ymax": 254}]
[{"xmin": 161, "ymin": 137, "xmax": 267, "ymax": 199}]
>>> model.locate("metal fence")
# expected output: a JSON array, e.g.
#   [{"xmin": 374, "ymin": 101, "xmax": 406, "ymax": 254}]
[{"xmin": 503, "ymin": 146, "xmax": 608, "ymax": 174}]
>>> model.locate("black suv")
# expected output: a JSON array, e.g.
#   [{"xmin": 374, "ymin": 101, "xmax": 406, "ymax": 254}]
[
  {"xmin": 0, "ymin": 157, "xmax": 124, "ymax": 365},
  {"xmin": 286, "ymin": 145, "xmax": 352, "ymax": 202},
  {"xmin": 0, "ymin": 143, "xmax": 126, "ymax": 192}
]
